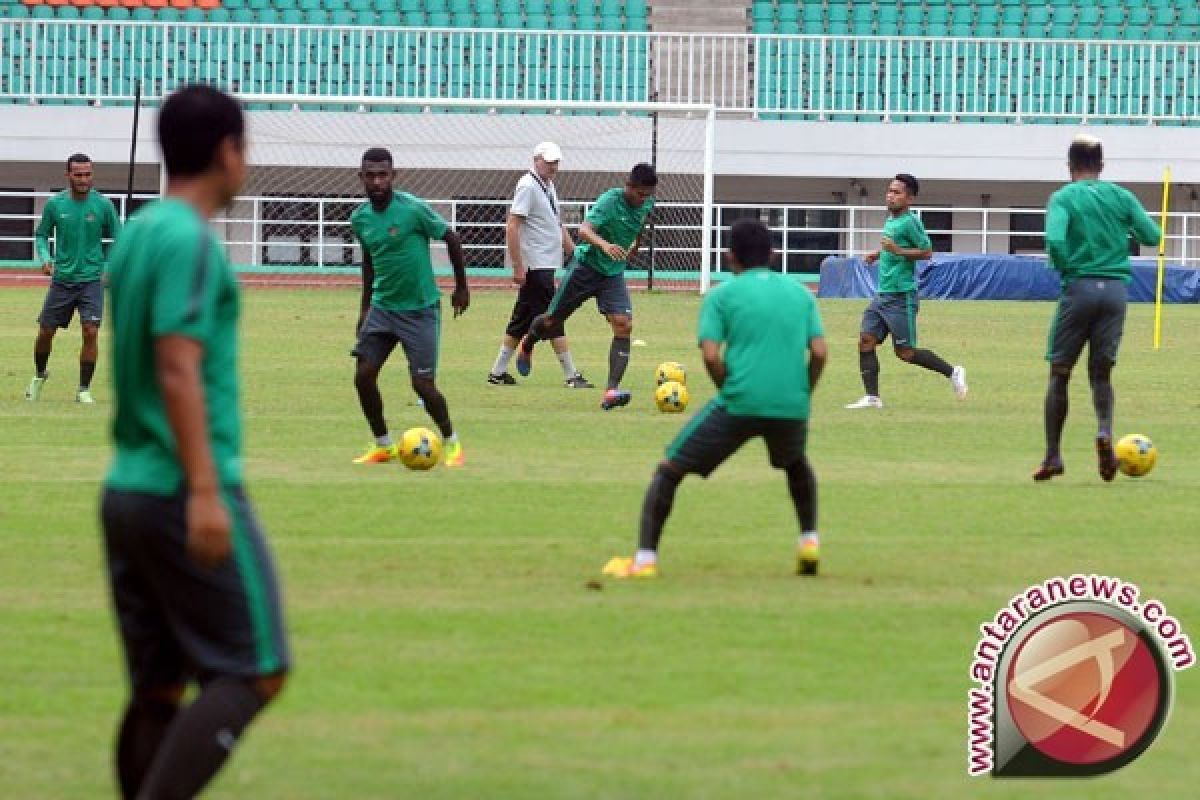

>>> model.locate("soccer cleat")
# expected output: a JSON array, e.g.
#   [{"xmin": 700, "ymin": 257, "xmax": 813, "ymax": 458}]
[
  {"xmin": 845, "ymin": 395, "xmax": 883, "ymax": 409},
  {"xmin": 76, "ymin": 389, "xmax": 95, "ymax": 404},
  {"xmin": 487, "ymin": 372, "xmax": 517, "ymax": 385},
  {"xmin": 951, "ymin": 365, "xmax": 968, "ymax": 400},
  {"xmin": 444, "ymin": 439, "xmax": 465, "ymax": 468},
  {"xmin": 515, "ymin": 336, "xmax": 534, "ymax": 377},
  {"xmin": 600, "ymin": 389, "xmax": 632, "ymax": 410},
  {"xmin": 1032, "ymin": 458, "xmax": 1065, "ymax": 482},
  {"xmin": 602, "ymin": 556, "xmax": 658, "ymax": 579},
  {"xmin": 797, "ymin": 540, "xmax": 820, "ymax": 576},
  {"xmin": 564, "ymin": 372, "xmax": 594, "ymax": 389},
  {"xmin": 1096, "ymin": 436, "xmax": 1118, "ymax": 482},
  {"xmin": 352, "ymin": 443, "xmax": 398, "ymax": 464},
  {"xmin": 25, "ymin": 373, "xmax": 47, "ymax": 401}
]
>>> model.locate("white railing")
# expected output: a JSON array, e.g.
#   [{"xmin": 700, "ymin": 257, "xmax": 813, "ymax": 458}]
[
  {"xmin": 1, "ymin": 191, "xmax": 1193, "ymax": 274},
  {"xmin": 2, "ymin": 21, "xmax": 1199, "ymax": 123}
]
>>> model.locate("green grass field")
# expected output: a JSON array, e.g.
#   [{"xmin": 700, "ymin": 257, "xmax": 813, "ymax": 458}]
[{"xmin": 2, "ymin": 287, "xmax": 1198, "ymax": 799}]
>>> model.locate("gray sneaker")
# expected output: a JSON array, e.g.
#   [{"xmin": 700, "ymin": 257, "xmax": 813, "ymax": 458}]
[
  {"xmin": 564, "ymin": 373, "xmax": 594, "ymax": 389},
  {"xmin": 25, "ymin": 373, "xmax": 47, "ymax": 401}
]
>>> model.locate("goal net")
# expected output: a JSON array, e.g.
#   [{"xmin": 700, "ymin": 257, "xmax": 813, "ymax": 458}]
[{"xmin": 214, "ymin": 97, "xmax": 716, "ymax": 292}]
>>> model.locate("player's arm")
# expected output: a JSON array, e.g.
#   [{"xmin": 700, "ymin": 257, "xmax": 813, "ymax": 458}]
[
  {"xmin": 807, "ymin": 335, "xmax": 828, "ymax": 391},
  {"xmin": 357, "ymin": 245, "xmax": 374, "ymax": 334},
  {"xmin": 579, "ymin": 220, "xmax": 627, "ymax": 261},
  {"xmin": 506, "ymin": 212, "xmax": 527, "ymax": 286},
  {"xmin": 1128, "ymin": 192, "xmax": 1163, "ymax": 247},
  {"xmin": 700, "ymin": 339, "xmax": 726, "ymax": 388},
  {"xmin": 156, "ymin": 334, "xmax": 230, "ymax": 567},
  {"xmin": 626, "ymin": 226, "xmax": 647, "ymax": 263},
  {"xmin": 561, "ymin": 224, "xmax": 575, "ymax": 262},
  {"xmin": 34, "ymin": 201, "xmax": 55, "ymax": 275},
  {"xmin": 881, "ymin": 220, "xmax": 932, "ymax": 261},
  {"xmin": 863, "ymin": 249, "xmax": 881, "ymax": 265},
  {"xmin": 443, "ymin": 229, "xmax": 470, "ymax": 316},
  {"xmin": 1043, "ymin": 195, "xmax": 1069, "ymax": 270}
]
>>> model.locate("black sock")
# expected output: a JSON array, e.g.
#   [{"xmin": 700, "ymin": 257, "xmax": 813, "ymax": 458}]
[
  {"xmin": 354, "ymin": 369, "xmax": 388, "ymax": 438},
  {"xmin": 137, "ymin": 678, "xmax": 265, "ymax": 800},
  {"xmin": 116, "ymin": 696, "xmax": 178, "ymax": 800},
  {"xmin": 607, "ymin": 336, "xmax": 631, "ymax": 390},
  {"xmin": 785, "ymin": 458, "xmax": 818, "ymax": 531},
  {"xmin": 910, "ymin": 348, "xmax": 954, "ymax": 377},
  {"xmin": 35, "ymin": 350, "xmax": 49, "ymax": 376},
  {"xmin": 1045, "ymin": 372, "xmax": 1070, "ymax": 460},
  {"xmin": 1088, "ymin": 362, "xmax": 1114, "ymax": 439},
  {"xmin": 80, "ymin": 360, "xmax": 96, "ymax": 390},
  {"xmin": 638, "ymin": 465, "xmax": 682, "ymax": 552},
  {"xmin": 415, "ymin": 383, "xmax": 454, "ymax": 439},
  {"xmin": 859, "ymin": 349, "xmax": 880, "ymax": 396}
]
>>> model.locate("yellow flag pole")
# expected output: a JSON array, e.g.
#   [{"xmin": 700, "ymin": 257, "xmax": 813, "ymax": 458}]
[{"xmin": 1153, "ymin": 166, "xmax": 1171, "ymax": 350}]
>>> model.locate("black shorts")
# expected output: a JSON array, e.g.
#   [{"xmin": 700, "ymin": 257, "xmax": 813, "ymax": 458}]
[
  {"xmin": 665, "ymin": 400, "xmax": 809, "ymax": 477},
  {"xmin": 101, "ymin": 487, "xmax": 291, "ymax": 690},
  {"xmin": 1045, "ymin": 277, "xmax": 1128, "ymax": 368},
  {"xmin": 352, "ymin": 303, "xmax": 440, "ymax": 378},
  {"xmin": 506, "ymin": 269, "xmax": 557, "ymax": 339},
  {"xmin": 546, "ymin": 259, "xmax": 633, "ymax": 321},
  {"xmin": 38, "ymin": 279, "xmax": 104, "ymax": 329}
]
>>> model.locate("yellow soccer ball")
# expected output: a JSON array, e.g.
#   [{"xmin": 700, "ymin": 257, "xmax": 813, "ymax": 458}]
[
  {"xmin": 1115, "ymin": 433, "xmax": 1157, "ymax": 477},
  {"xmin": 655, "ymin": 381, "xmax": 689, "ymax": 413},
  {"xmin": 398, "ymin": 427, "xmax": 442, "ymax": 470},
  {"xmin": 656, "ymin": 361, "xmax": 686, "ymax": 386}
]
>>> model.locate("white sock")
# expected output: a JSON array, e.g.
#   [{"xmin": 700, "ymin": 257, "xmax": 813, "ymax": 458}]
[
  {"xmin": 556, "ymin": 349, "xmax": 577, "ymax": 379},
  {"xmin": 375, "ymin": 433, "xmax": 393, "ymax": 447},
  {"xmin": 492, "ymin": 345, "xmax": 514, "ymax": 376},
  {"xmin": 635, "ymin": 549, "xmax": 657, "ymax": 567},
  {"xmin": 446, "ymin": 433, "xmax": 459, "ymax": 445},
  {"xmin": 799, "ymin": 531, "xmax": 819, "ymax": 547}
]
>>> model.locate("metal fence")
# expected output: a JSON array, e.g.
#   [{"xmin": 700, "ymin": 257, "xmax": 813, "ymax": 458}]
[
  {"xmin": 2, "ymin": 20, "xmax": 1199, "ymax": 123},
  {"xmin": 2, "ymin": 190, "xmax": 1192, "ymax": 274}
]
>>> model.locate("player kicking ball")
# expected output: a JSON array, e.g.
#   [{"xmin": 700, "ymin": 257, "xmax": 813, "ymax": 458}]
[
  {"xmin": 515, "ymin": 163, "xmax": 657, "ymax": 410},
  {"xmin": 604, "ymin": 219, "xmax": 827, "ymax": 578}
]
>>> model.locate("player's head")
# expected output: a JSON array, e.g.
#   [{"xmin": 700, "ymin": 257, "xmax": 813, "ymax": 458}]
[
  {"xmin": 532, "ymin": 141, "xmax": 562, "ymax": 182},
  {"xmin": 624, "ymin": 162, "xmax": 657, "ymax": 208},
  {"xmin": 886, "ymin": 173, "xmax": 919, "ymax": 212},
  {"xmin": 1068, "ymin": 134, "xmax": 1104, "ymax": 178},
  {"xmin": 158, "ymin": 85, "xmax": 246, "ymax": 207},
  {"xmin": 727, "ymin": 218, "xmax": 773, "ymax": 273},
  {"xmin": 359, "ymin": 147, "xmax": 395, "ymax": 204},
  {"xmin": 65, "ymin": 153, "xmax": 93, "ymax": 196}
]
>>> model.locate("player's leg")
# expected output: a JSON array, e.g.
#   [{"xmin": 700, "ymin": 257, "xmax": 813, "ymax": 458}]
[
  {"xmin": 135, "ymin": 488, "xmax": 290, "ymax": 799},
  {"xmin": 490, "ymin": 278, "xmax": 535, "ymax": 384},
  {"xmin": 517, "ymin": 260, "xmax": 591, "ymax": 376},
  {"xmin": 1035, "ymin": 286, "xmax": 1088, "ymax": 480},
  {"xmin": 101, "ymin": 488, "xmax": 188, "ymax": 799},
  {"xmin": 1088, "ymin": 280, "xmax": 1127, "ymax": 482},
  {"xmin": 762, "ymin": 419, "xmax": 820, "ymax": 575},
  {"xmin": 597, "ymin": 273, "xmax": 634, "ymax": 408},
  {"xmin": 530, "ymin": 270, "xmax": 589, "ymax": 386},
  {"xmin": 27, "ymin": 283, "xmax": 73, "ymax": 399},
  {"xmin": 889, "ymin": 292, "xmax": 965, "ymax": 396},
  {"xmin": 76, "ymin": 280, "xmax": 103, "ymax": 402},
  {"xmin": 403, "ymin": 305, "xmax": 464, "ymax": 466},
  {"xmin": 847, "ymin": 298, "xmax": 885, "ymax": 408},
  {"xmin": 351, "ymin": 308, "xmax": 400, "ymax": 462}
]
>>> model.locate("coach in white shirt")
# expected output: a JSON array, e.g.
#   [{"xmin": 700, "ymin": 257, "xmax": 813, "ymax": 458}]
[{"xmin": 488, "ymin": 141, "xmax": 592, "ymax": 387}]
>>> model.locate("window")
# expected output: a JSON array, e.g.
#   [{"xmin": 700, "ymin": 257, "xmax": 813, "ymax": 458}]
[
  {"xmin": 1009, "ymin": 210, "xmax": 1044, "ymax": 255},
  {"xmin": 0, "ymin": 191, "xmax": 34, "ymax": 261},
  {"xmin": 918, "ymin": 210, "xmax": 953, "ymax": 252}
]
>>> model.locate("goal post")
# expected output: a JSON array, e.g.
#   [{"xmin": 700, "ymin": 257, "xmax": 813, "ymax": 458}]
[{"xmin": 221, "ymin": 95, "xmax": 718, "ymax": 292}]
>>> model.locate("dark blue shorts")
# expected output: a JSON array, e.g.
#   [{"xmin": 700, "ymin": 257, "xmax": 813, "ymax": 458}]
[
  {"xmin": 546, "ymin": 259, "xmax": 632, "ymax": 320},
  {"xmin": 101, "ymin": 487, "xmax": 290, "ymax": 689},
  {"xmin": 38, "ymin": 279, "xmax": 103, "ymax": 329},
  {"xmin": 353, "ymin": 303, "xmax": 441, "ymax": 378},
  {"xmin": 666, "ymin": 400, "xmax": 809, "ymax": 478},
  {"xmin": 1045, "ymin": 277, "xmax": 1128, "ymax": 367},
  {"xmin": 861, "ymin": 291, "xmax": 919, "ymax": 348}
]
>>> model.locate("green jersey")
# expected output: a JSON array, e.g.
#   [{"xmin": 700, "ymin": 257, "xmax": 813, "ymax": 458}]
[
  {"xmin": 105, "ymin": 198, "xmax": 243, "ymax": 494},
  {"xmin": 573, "ymin": 187, "xmax": 655, "ymax": 277},
  {"xmin": 1044, "ymin": 180, "xmax": 1161, "ymax": 286},
  {"xmin": 697, "ymin": 268, "xmax": 825, "ymax": 420},
  {"xmin": 877, "ymin": 210, "xmax": 931, "ymax": 294},
  {"xmin": 351, "ymin": 191, "xmax": 449, "ymax": 312},
  {"xmin": 35, "ymin": 189, "xmax": 120, "ymax": 283}
]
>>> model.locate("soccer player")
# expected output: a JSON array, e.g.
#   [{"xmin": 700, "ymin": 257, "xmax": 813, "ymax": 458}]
[
  {"xmin": 515, "ymin": 163, "xmax": 657, "ymax": 410},
  {"xmin": 351, "ymin": 147, "xmax": 470, "ymax": 466},
  {"xmin": 101, "ymin": 85, "xmax": 289, "ymax": 800},
  {"xmin": 603, "ymin": 219, "xmax": 828, "ymax": 578},
  {"xmin": 845, "ymin": 173, "xmax": 967, "ymax": 409},
  {"xmin": 1034, "ymin": 135, "xmax": 1161, "ymax": 482},
  {"xmin": 26, "ymin": 153, "xmax": 120, "ymax": 404},
  {"xmin": 487, "ymin": 142, "xmax": 592, "ymax": 388}
]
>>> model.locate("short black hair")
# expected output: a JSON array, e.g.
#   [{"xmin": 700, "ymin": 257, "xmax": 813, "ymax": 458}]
[
  {"xmin": 66, "ymin": 153, "xmax": 91, "ymax": 171},
  {"xmin": 158, "ymin": 84, "xmax": 244, "ymax": 178},
  {"xmin": 1068, "ymin": 135, "xmax": 1104, "ymax": 172},
  {"xmin": 894, "ymin": 173, "xmax": 919, "ymax": 197},
  {"xmin": 629, "ymin": 162, "xmax": 657, "ymax": 188},
  {"xmin": 729, "ymin": 218, "xmax": 772, "ymax": 268},
  {"xmin": 362, "ymin": 147, "xmax": 393, "ymax": 167}
]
